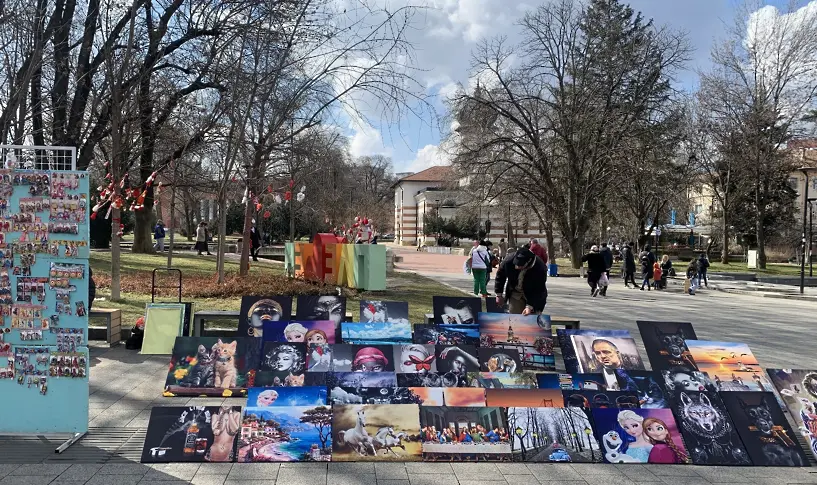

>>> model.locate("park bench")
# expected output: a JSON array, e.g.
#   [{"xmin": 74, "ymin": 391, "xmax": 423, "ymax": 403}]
[
  {"xmin": 423, "ymin": 313, "xmax": 580, "ymax": 330},
  {"xmin": 89, "ymin": 308, "xmax": 123, "ymax": 346}
]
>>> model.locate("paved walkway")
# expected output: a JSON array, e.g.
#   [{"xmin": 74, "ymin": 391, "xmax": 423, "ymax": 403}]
[{"xmin": 2, "ymin": 247, "xmax": 817, "ymax": 483}]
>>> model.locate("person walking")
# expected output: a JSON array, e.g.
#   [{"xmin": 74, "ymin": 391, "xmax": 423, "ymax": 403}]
[
  {"xmin": 250, "ymin": 220, "xmax": 261, "ymax": 262},
  {"xmin": 599, "ymin": 242, "xmax": 613, "ymax": 296},
  {"xmin": 494, "ymin": 247, "xmax": 548, "ymax": 315},
  {"xmin": 153, "ymin": 220, "xmax": 166, "ymax": 252},
  {"xmin": 660, "ymin": 255, "xmax": 673, "ymax": 290},
  {"xmin": 581, "ymin": 245, "xmax": 606, "ymax": 297},
  {"xmin": 622, "ymin": 242, "xmax": 637, "ymax": 288},
  {"xmin": 685, "ymin": 259, "xmax": 699, "ymax": 295},
  {"xmin": 195, "ymin": 221, "xmax": 212, "ymax": 255},
  {"xmin": 697, "ymin": 253, "xmax": 710, "ymax": 288},
  {"xmin": 498, "ymin": 238, "xmax": 508, "ymax": 259},
  {"xmin": 468, "ymin": 240, "xmax": 492, "ymax": 297},
  {"xmin": 639, "ymin": 244, "xmax": 656, "ymax": 291},
  {"xmin": 529, "ymin": 238, "xmax": 549, "ymax": 265}
]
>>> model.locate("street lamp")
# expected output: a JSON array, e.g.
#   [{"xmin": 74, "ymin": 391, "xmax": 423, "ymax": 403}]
[
  {"xmin": 584, "ymin": 426, "xmax": 594, "ymax": 460},
  {"xmin": 515, "ymin": 426, "xmax": 525, "ymax": 460},
  {"xmin": 799, "ymin": 167, "xmax": 817, "ymax": 294}
]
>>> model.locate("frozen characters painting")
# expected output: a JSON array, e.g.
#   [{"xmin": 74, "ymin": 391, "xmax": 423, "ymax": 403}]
[
  {"xmin": 237, "ymin": 406, "xmax": 332, "ymax": 462},
  {"xmin": 670, "ymin": 391, "xmax": 751, "ymax": 465},
  {"xmin": 360, "ymin": 300, "xmax": 410, "ymax": 324},
  {"xmin": 263, "ymin": 321, "xmax": 337, "ymax": 345},
  {"xmin": 237, "ymin": 296, "xmax": 292, "ymax": 338},
  {"xmin": 141, "ymin": 406, "xmax": 242, "ymax": 463},
  {"xmin": 591, "ymin": 409, "xmax": 689, "ymax": 464},
  {"xmin": 164, "ymin": 337, "xmax": 260, "ymax": 397},
  {"xmin": 432, "ymin": 296, "xmax": 480, "ymax": 324},
  {"xmin": 332, "ymin": 404, "xmax": 422, "ymax": 461},
  {"xmin": 767, "ymin": 368, "xmax": 817, "ymax": 460},
  {"xmin": 720, "ymin": 392, "xmax": 808, "ymax": 467},
  {"xmin": 247, "ymin": 387, "xmax": 328, "ymax": 407}
]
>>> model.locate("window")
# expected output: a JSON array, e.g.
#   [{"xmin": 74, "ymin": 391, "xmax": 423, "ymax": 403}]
[{"xmin": 694, "ymin": 204, "xmax": 703, "ymax": 214}]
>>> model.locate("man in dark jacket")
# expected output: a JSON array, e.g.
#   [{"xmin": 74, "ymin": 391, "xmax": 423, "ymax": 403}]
[
  {"xmin": 494, "ymin": 247, "xmax": 547, "ymax": 315},
  {"xmin": 639, "ymin": 244, "xmax": 656, "ymax": 291},
  {"xmin": 250, "ymin": 220, "xmax": 261, "ymax": 262},
  {"xmin": 697, "ymin": 253, "xmax": 710, "ymax": 288},
  {"xmin": 599, "ymin": 243, "xmax": 613, "ymax": 296},
  {"xmin": 582, "ymin": 245, "xmax": 607, "ymax": 297},
  {"xmin": 622, "ymin": 242, "xmax": 637, "ymax": 288}
]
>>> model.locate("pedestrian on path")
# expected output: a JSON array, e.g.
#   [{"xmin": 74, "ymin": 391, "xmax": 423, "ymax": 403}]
[
  {"xmin": 494, "ymin": 247, "xmax": 547, "ymax": 315},
  {"xmin": 697, "ymin": 253, "xmax": 710, "ymax": 288},
  {"xmin": 622, "ymin": 241, "xmax": 637, "ymax": 288},
  {"xmin": 639, "ymin": 244, "xmax": 656, "ymax": 291},
  {"xmin": 250, "ymin": 220, "xmax": 261, "ymax": 262},
  {"xmin": 652, "ymin": 262, "xmax": 662, "ymax": 290},
  {"xmin": 581, "ymin": 245, "xmax": 606, "ymax": 297},
  {"xmin": 498, "ymin": 238, "xmax": 508, "ymax": 259},
  {"xmin": 660, "ymin": 255, "xmax": 672, "ymax": 289},
  {"xmin": 685, "ymin": 259, "xmax": 699, "ymax": 295},
  {"xmin": 195, "ymin": 221, "xmax": 212, "ymax": 255},
  {"xmin": 468, "ymin": 241, "xmax": 492, "ymax": 297},
  {"xmin": 153, "ymin": 220, "xmax": 165, "ymax": 252},
  {"xmin": 529, "ymin": 238, "xmax": 549, "ymax": 264},
  {"xmin": 600, "ymin": 242, "xmax": 613, "ymax": 296}
]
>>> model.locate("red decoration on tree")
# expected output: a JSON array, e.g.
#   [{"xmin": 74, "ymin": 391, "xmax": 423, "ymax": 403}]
[
  {"xmin": 90, "ymin": 212, "xmax": 97, "ymax": 221},
  {"xmin": 284, "ymin": 191, "xmax": 292, "ymax": 201},
  {"xmin": 255, "ymin": 203, "xmax": 263, "ymax": 211},
  {"xmin": 263, "ymin": 210, "xmax": 271, "ymax": 219},
  {"xmin": 289, "ymin": 179, "xmax": 295, "ymax": 189}
]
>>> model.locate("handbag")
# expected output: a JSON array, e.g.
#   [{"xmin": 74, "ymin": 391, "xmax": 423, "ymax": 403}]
[{"xmin": 598, "ymin": 272, "xmax": 609, "ymax": 287}]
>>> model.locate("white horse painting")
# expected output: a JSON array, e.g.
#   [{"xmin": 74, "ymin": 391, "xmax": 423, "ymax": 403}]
[{"xmin": 338, "ymin": 409, "xmax": 376, "ymax": 455}]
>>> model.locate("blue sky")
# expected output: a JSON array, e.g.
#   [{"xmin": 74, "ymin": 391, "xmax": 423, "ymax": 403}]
[{"xmin": 352, "ymin": 0, "xmax": 797, "ymax": 173}]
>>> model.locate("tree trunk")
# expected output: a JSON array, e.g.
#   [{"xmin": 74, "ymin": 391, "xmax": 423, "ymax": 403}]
[
  {"xmin": 240, "ymin": 190, "xmax": 253, "ymax": 276},
  {"xmin": 217, "ymin": 195, "xmax": 227, "ymax": 284},
  {"xmin": 132, "ymin": 207, "xmax": 154, "ymax": 253},
  {"xmin": 756, "ymin": 189, "xmax": 767, "ymax": 269},
  {"xmin": 545, "ymin": 220, "xmax": 556, "ymax": 261},
  {"xmin": 721, "ymin": 207, "xmax": 730, "ymax": 264},
  {"xmin": 568, "ymin": 238, "xmax": 583, "ymax": 269},
  {"xmin": 167, "ymin": 177, "xmax": 177, "ymax": 268},
  {"xmin": 290, "ymin": 197, "xmax": 296, "ymax": 242},
  {"xmin": 110, "ymin": 207, "xmax": 121, "ymax": 301}
]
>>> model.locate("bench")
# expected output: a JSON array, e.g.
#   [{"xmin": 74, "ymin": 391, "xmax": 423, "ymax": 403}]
[
  {"xmin": 423, "ymin": 313, "xmax": 580, "ymax": 330},
  {"xmin": 192, "ymin": 311, "xmax": 356, "ymax": 336},
  {"xmin": 89, "ymin": 308, "xmax": 122, "ymax": 346}
]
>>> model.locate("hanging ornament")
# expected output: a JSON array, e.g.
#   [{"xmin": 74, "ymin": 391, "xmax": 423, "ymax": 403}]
[
  {"xmin": 242, "ymin": 188, "xmax": 248, "ymax": 204},
  {"xmin": 325, "ymin": 217, "xmax": 330, "ymax": 224},
  {"xmin": 255, "ymin": 202, "xmax": 263, "ymax": 211},
  {"xmin": 352, "ymin": 222, "xmax": 359, "ymax": 228},
  {"xmin": 90, "ymin": 212, "xmax": 98, "ymax": 221},
  {"xmin": 299, "ymin": 185, "xmax": 306, "ymax": 193},
  {"xmin": 284, "ymin": 191, "xmax": 292, "ymax": 201},
  {"xmin": 289, "ymin": 179, "xmax": 295, "ymax": 189},
  {"xmin": 267, "ymin": 185, "xmax": 272, "ymax": 193},
  {"xmin": 296, "ymin": 192, "xmax": 305, "ymax": 202},
  {"xmin": 363, "ymin": 218, "xmax": 369, "ymax": 225},
  {"xmin": 274, "ymin": 194, "xmax": 282, "ymax": 204},
  {"xmin": 355, "ymin": 216, "xmax": 360, "ymax": 222},
  {"xmin": 263, "ymin": 210, "xmax": 271, "ymax": 219}
]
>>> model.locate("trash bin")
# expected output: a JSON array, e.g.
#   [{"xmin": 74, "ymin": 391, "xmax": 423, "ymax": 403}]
[{"xmin": 548, "ymin": 263, "xmax": 558, "ymax": 277}]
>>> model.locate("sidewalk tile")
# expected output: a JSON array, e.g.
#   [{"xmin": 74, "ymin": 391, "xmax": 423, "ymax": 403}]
[
  {"xmin": 224, "ymin": 481, "xmax": 276, "ymax": 485},
  {"xmin": 86, "ymin": 476, "xmax": 143, "ymax": 485},
  {"xmin": 526, "ymin": 464, "xmax": 583, "ymax": 481},
  {"xmin": 10, "ymin": 464, "xmax": 70, "ymax": 476},
  {"xmin": 50, "ymin": 480, "xmax": 90, "ymax": 485},
  {"xmin": 97, "ymin": 463, "xmax": 150, "ymax": 475},
  {"xmin": 376, "ymin": 481, "xmax": 409, "ymax": 485},
  {"xmin": 501, "ymin": 476, "xmax": 539, "ymax": 485},
  {"xmin": 191, "ymin": 475, "xmax": 227, "ymax": 485},
  {"xmin": 497, "ymin": 463, "xmax": 533, "ymax": 475},
  {"xmin": 655, "ymin": 478, "xmax": 711, "ymax": 485},
  {"xmin": 569, "ymin": 464, "xmax": 624, "ymax": 476},
  {"xmin": 581, "ymin": 476, "xmax": 636, "ymax": 485},
  {"xmin": 145, "ymin": 463, "xmax": 200, "ymax": 481},
  {"xmin": 226, "ymin": 463, "xmax": 280, "ymax": 480},
  {"xmin": 0, "ymin": 477, "xmax": 56, "ymax": 485},
  {"xmin": 196, "ymin": 464, "xmax": 233, "ymax": 475},
  {"xmin": 275, "ymin": 467, "xmax": 326, "ymax": 485},
  {"xmin": 451, "ymin": 463, "xmax": 499, "ymax": 475},
  {"xmin": 375, "ymin": 463, "xmax": 408, "ymax": 480},
  {"xmin": 404, "ymin": 463, "xmax": 451, "ymax": 474},
  {"xmin": 138, "ymin": 480, "xmax": 189, "ymax": 485},
  {"xmin": 330, "ymin": 463, "xmax": 376, "ymax": 474},
  {"xmin": 457, "ymin": 480, "xmax": 508, "ymax": 485},
  {"xmin": 405, "ymin": 474, "xmax": 456, "ymax": 485},
  {"xmin": 279, "ymin": 463, "xmax": 327, "ymax": 470},
  {"xmin": 58, "ymin": 465, "xmax": 102, "ymax": 481},
  {"xmin": 0, "ymin": 467, "xmax": 18, "ymax": 479},
  {"xmin": 326, "ymin": 473, "xmax": 376, "ymax": 485},
  {"xmin": 641, "ymin": 465, "xmax": 700, "ymax": 477}
]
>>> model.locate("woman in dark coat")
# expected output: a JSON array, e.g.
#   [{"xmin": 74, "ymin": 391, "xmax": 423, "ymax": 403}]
[
  {"xmin": 660, "ymin": 255, "xmax": 673, "ymax": 289},
  {"xmin": 639, "ymin": 244, "xmax": 655, "ymax": 291},
  {"xmin": 581, "ymin": 245, "xmax": 607, "ymax": 297},
  {"xmin": 622, "ymin": 242, "xmax": 637, "ymax": 288}
]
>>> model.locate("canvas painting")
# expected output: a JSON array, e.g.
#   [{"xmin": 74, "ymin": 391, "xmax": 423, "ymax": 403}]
[
  {"xmin": 328, "ymin": 372, "xmax": 398, "ymax": 388},
  {"xmin": 570, "ymin": 374, "xmax": 609, "ymax": 391},
  {"xmin": 141, "ymin": 406, "xmax": 242, "ymax": 463},
  {"xmin": 636, "ymin": 321, "xmax": 698, "ymax": 371},
  {"xmin": 685, "ymin": 340, "xmax": 773, "ymax": 392},
  {"xmin": 720, "ymin": 391, "xmax": 808, "ymax": 467},
  {"xmin": 332, "ymin": 404, "xmax": 422, "ymax": 461},
  {"xmin": 296, "ymin": 296, "xmax": 346, "ymax": 325},
  {"xmin": 536, "ymin": 373, "xmax": 574, "ymax": 390},
  {"xmin": 562, "ymin": 390, "xmax": 640, "ymax": 409},
  {"xmin": 478, "ymin": 347, "xmax": 522, "ymax": 373},
  {"xmin": 237, "ymin": 406, "xmax": 332, "ymax": 462},
  {"xmin": 485, "ymin": 388, "xmax": 564, "ymax": 407},
  {"xmin": 570, "ymin": 332, "xmax": 646, "ymax": 374},
  {"xmin": 413, "ymin": 324, "xmax": 480, "ymax": 346},
  {"xmin": 613, "ymin": 371, "xmax": 670, "ymax": 409},
  {"xmin": 478, "ymin": 313, "xmax": 555, "ymax": 371},
  {"xmin": 420, "ymin": 406, "xmax": 512, "ymax": 461},
  {"xmin": 436, "ymin": 345, "xmax": 479, "ymax": 375},
  {"xmin": 468, "ymin": 372, "xmax": 539, "ymax": 389},
  {"xmin": 263, "ymin": 321, "xmax": 337, "ymax": 344},
  {"xmin": 393, "ymin": 344, "xmax": 437, "ymax": 374},
  {"xmin": 164, "ymin": 337, "xmax": 261, "ymax": 397},
  {"xmin": 590, "ymin": 408, "xmax": 690, "ymax": 464},
  {"xmin": 237, "ymin": 296, "xmax": 293, "ymax": 338},
  {"xmin": 443, "ymin": 387, "xmax": 486, "ymax": 407},
  {"xmin": 558, "ymin": 329, "xmax": 636, "ymax": 374},
  {"xmin": 766, "ymin": 368, "xmax": 817, "ymax": 461},
  {"xmin": 359, "ymin": 300, "xmax": 410, "ymax": 324},
  {"xmin": 259, "ymin": 342, "xmax": 306, "ymax": 387},
  {"xmin": 341, "ymin": 322, "xmax": 412, "ymax": 345},
  {"xmin": 246, "ymin": 387, "xmax": 328, "ymax": 407},
  {"xmin": 306, "ymin": 344, "xmax": 350, "ymax": 373},
  {"xmin": 396, "ymin": 372, "xmax": 468, "ymax": 388},
  {"xmin": 669, "ymin": 391, "xmax": 752, "ymax": 465},
  {"xmin": 432, "ymin": 296, "xmax": 481, "ymax": 324},
  {"xmin": 508, "ymin": 407, "xmax": 601, "ymax": 463},
  {"xmin": 329, "ymin": 387, "xmax": 432, "ymax": 405},
  {"xmin": 660, "ymin": 368, "xmax": 719, "ymax": 398}
]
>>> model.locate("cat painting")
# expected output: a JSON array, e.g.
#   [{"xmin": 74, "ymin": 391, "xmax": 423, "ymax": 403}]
[
  {"xmin": 615, "ymin": 371, "xmax": 668, "ymax": 408},
  {"xmin": 180, "ymin": 345, "xmax": 215, "ymax": 388},
  {"xmin": 213, "ymin": 339, "xmax": 238, "ymax": 389}
]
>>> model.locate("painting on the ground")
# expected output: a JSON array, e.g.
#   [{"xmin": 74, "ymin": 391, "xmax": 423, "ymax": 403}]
[
  {"xmin": 164, "ymin": 337, "xmax": 261, "ymax": 397},
  {"xmin": 329, "ymin": 387, "xmax": 429, "ymax": 405},
  {"xmin": 327, "ymin": 372, "xmax": 397, "ymax": 388},
  {"xmin": 570, "ymin": 374, "xmax": 609, "ymax": 391},
  {"xmin": 660, "ymin": 368, "xmax": 718, "ymax": 397},
  {"xmin": 507, "ymin": 407, "xmax": 601, "ymax": 463},
  {"xmin": 420, "ymin": 406, "xmax": 512, "ymax": 461},
  {"xmin": 237, "ymin": 406, "xmax": 331, "ymax": 462},
  {"xmin": 259, "ymin": 342, "xmax": 306, "ymax": 387},
  {"xmin": 306, "ymin": 344, "xmax": 351, "ymax": 372},
  {"xmin": 478, "ymin": 312, "xmax": 555, "ymax": 371},
  {"xmin": 237, "ymin": 296, "xmax": 292, "ymax": 338},
  {"xmin": 254, "ymin": 371, "xmax": 325, "ymax": 388},
  {"xmin": 435, "ymin": 345, "xmax": 479, "ymax": 375},
  {"xmin": 295, "ymin": 296, "xmax": 347, "ymax": 325},
  {"xmin": 569, "ymin": 332, "xmax": 646, "ymax": 374},
  {"xmin": 246, "ymin": 387, "xmax": 327, "ymax": 407},
  {"xmin": 393, "ymin": 344, "xmax": 438, "ymax": 374},
  {"xmin": 767, "ymin": 368, "xmax": 817, "ymax": 461},
  {"xmin": 341, "ymin": 322, "xmax": 412, "ymax": 345},
  {"xmin": 558, "ymin": 329, "xmax": 635, "ymax": 374},
  {"xmin": 590, "ymin": 408, "xmax": 689, "ymax": 464},
  {"xmin": 396, "ymin": 372, "xmax": 468, "ymax": 388},
  {"xmin": 332, "ymin": 404, "xmax": 422, "ymax": 461},
  {"xmin": 485, "ymin": 388, "xmax": 564, "ymax": 407},
  {"xmin": 562, "ymin": 390, "xmax": 640, "ymax": 409},
  {"xmin": 443, "ymin": 387, "xmax": 486, "ymax": 407},
  {"xmin": 613, "ymin": 371, "xmax": 670, "ymax": 408},
  {"xmin": 669, "ymin": 391, "xmax": 751, "ymax": 465},
  {"xmin": 536, "ymin": 373, "xmax": 574, "ymax": 390},
  {"xmin": 359, "ymin": 300, "xmax": 410, "ymax": 324},
  {"xmin": 685, "ymin": 340, "xmax": 773, "ymax": 392},
  {"xmin": 477, "ymin": 347, "xmax": 522, "ymax": 373},
  {"xmin": 636, "ymin": 321, "xmax": 698, "ymax": 371},
  {"xmin": 432, "ymin": 296, "xmax": 481, "ymax": 324},
  {"xmin": 467, "ymin": 372, "xmax": 539, "ymax": 389},
  {"xmin": 263, "ymin": 320, "xmax": 337, "ymax": 344},
  {"xmin": 413, "ymin": 324, "xmax": 480, "ymax": 346},
  {"xmin": 720, "ymin": 391, "xmax": 809, "ymax": 467},
  {"xmin": 141, "ymin": 406, "xmax": 242, "ymax": 463}
]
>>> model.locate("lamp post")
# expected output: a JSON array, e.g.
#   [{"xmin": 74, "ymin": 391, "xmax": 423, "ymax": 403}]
[
  {"xmin": 799, "ymin": 168, "xmax": 817, "ymax": 294},
  {"xmin": 584, "ymin": 426, "xmax": 594, "ymax": 460},
  {"xmin": 515, "ymin": 426, "xmax": 525, "ymax": 460}
]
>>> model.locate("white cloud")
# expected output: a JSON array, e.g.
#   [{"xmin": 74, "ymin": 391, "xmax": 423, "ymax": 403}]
[
  {"xmin": 348, "ymin": 121, "xmax": 393, "ymax": 158},
  {"xmin": 402, "ymin": 144, "xmax": 452, "ymax": 173}
]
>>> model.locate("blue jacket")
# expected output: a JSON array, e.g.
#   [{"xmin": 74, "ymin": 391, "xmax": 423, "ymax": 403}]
[{"xmin": 153, "ymin": 225, "xmax": 165, "ymax": 239}]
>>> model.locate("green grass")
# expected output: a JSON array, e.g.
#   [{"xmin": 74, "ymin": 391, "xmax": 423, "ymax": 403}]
[{"xmin": 89, "ymin": 250, "xmax": 281, "ymax": 276}]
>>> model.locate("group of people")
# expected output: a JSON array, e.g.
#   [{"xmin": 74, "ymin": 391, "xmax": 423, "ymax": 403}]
[
  {"xmin": 582, "ymin": 242, "xmax": 711, "ymax": 297},
  {"xmin": 466, "ymin": 237, "xmax": 550, "ymax": 317},
  {"xmin": 151, "ymin": 219, "xmax": 214, "ymax": 256},
  {"xmin": 422, "ymin": 425, "xmax": 509, "ymax": 444}
]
